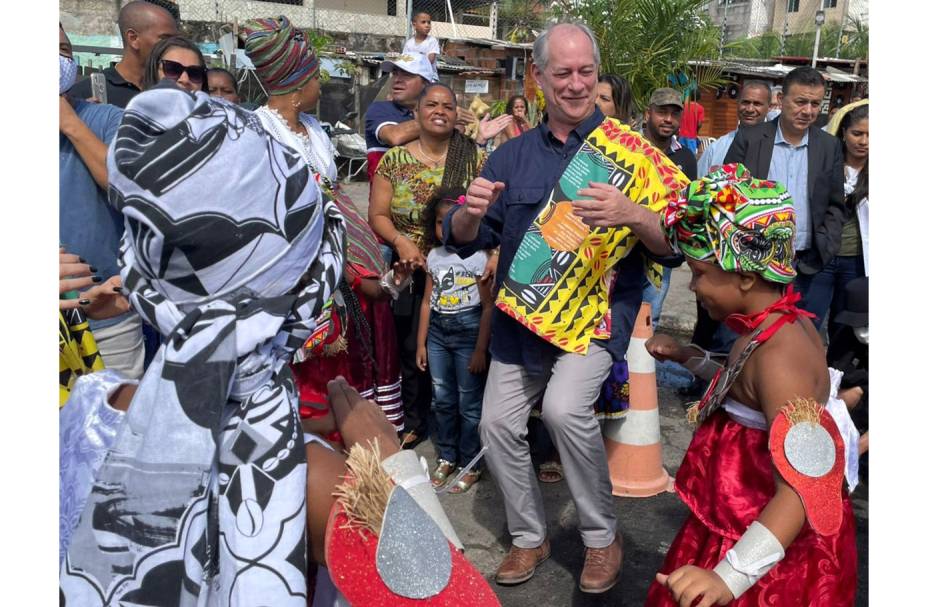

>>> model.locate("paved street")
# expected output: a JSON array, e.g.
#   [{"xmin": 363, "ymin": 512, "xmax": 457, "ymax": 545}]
[{"xmin": 341, "ymin": 179, "xmax": 869, "ymax": 606}]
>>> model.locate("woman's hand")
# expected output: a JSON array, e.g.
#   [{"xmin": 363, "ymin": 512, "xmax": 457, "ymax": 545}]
[
  {"xmin": 477, "ymin": 113, "xmax": 513, "ymax": 144},
  {"xmin": 59, "ymin": 248, "xmax": 98, "ymax": 309},
  {"xmin": 394, "ymin": 234, "xmax": 426, "ymax": 268},
  {"xmin": 328, "ymin": 377, "xmax": 401, "ymax": 458},
  {"xmin": 80, "ymin": 276, "xmax": 131, "ymax": 320},
  {"xmin": 646, "ymin": 333, "xmax": 687, "ymax": 364},
  {"xmin": 655, "ymin": 566, "xmax": 733, "ymax": 607},
  {"xmin": 392, "ymin": 260, "xmax": 415, "ymax": 285}
]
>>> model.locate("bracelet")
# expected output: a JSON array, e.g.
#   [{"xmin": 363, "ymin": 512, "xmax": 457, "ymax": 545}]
[
  {"xmin": 712, "ymin": 521, "xmax": 785, "ymax": 599},
  {"xmin": 379, "ymin": 269, "xmax": 413, "ymax": 300},
  {"xmin": 391, "ymin": 233, "xmax": 403, "ymax": 246}
]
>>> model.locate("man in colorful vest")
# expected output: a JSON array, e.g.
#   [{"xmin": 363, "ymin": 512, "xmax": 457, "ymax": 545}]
[{"xmin": 444, "ymin": 22, "xmax": 685, "ymax": 594}]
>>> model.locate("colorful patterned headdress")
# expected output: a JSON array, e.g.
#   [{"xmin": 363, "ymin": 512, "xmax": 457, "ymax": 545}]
[
  {"xmin": 243, "ymin": 15, "xmax": 320, "ymax": 95},
  {"xmin": 662, "ymin": 163, "xmax": 797, "ymax": 284}
]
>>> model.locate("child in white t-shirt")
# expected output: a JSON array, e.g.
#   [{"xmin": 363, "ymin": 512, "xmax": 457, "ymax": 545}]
[
  {"xmin": 416, "ymin": 187, "xmax": 493, "ymax": 494},
  {"xmin": 403, "ymin": 11, "xmax": 440, "ymax": 69}
]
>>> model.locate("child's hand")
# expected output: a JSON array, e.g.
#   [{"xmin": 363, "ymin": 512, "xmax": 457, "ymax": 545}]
[
  {"xmin": 468, "ymin": 349, "xmax": 488, "ymax": 374},
  {"xmin": 646, "ymin": 333, "xmax": 686, "ymax": 363},
  {"xmin": 480, "ymin": 251, "xmax": 498, "ymax": 287},
  {"xmin": 416, "ymin": 344, "xmax": 428, "ymax": 371},
  {"xmin": 655, "ymin": 566, "xmax": 733, "ymax": 607}
]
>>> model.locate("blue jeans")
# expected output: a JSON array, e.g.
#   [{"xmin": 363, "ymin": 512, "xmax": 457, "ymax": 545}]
[
  {"xmin": 795, "ymin": 255, "xmax": 866, "ymax": 335},
  {"xmin": 427, "ymin": 307, "xmax": 486, "ymax": 468},
  {"xmin": 642, "ymin": 267, "xmax": 672, "ymax": 328}
]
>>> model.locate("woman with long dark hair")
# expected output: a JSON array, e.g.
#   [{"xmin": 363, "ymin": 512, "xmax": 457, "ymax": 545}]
[
  {"xmin": 826, "ymin": 103, "xmax": 869, "ymax": 334},
  {"xmin": 798, "ymin": 101, "xmax": 869, "ymax": 339},
  {"xmin": 494, "ymin": 94, "xmax": 532, "ymax": 147},
  {"xmin": 596, "ymin": 73, "xmax": 636, "ymax": 125},
  {"xmin": 369, "ymin": 82, "xmax": 486, "ymax": 446},
  {"xmin": 141, "ymin": 35, "xmax": 207, "ymax": 92}
]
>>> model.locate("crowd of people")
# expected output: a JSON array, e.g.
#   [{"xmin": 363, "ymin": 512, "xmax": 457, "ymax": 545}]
[{"xmin": 59, "ymin": 3, "xmax": 868, "ymax": 605}]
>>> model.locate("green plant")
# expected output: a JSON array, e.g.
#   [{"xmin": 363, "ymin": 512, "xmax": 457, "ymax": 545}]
[
  {"xmin": 307, "ymin": 30, "xmax": 333, "ymax": 82},
  {"xmin": 725, "ymin": 18, "xmax": 867, "ymax": 62},
  {"xmin": 841, "ymin": 16, "xmax": 868, "ymax": 60},
  {"xmin": 555, "ymin": 0, "xmax": 728, "ymax": 113}
]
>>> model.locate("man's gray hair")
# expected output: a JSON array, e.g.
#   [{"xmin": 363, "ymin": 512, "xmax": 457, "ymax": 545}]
[{"xmin": 533, "ymin": 21, "xmax": 601, "ymax": 72}]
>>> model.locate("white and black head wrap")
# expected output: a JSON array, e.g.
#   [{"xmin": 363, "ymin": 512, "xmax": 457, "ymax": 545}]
[{"xmin": 60, "ymin": 84, "xmax": 344, "ymax": 606}]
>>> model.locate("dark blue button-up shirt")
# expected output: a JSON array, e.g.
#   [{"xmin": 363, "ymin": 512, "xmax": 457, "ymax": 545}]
[{"xmin": 444, "ymin": 108, "xmax": 678, "ymax": 374}]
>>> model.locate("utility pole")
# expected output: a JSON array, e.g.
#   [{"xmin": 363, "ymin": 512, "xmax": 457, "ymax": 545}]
[
  {"xmin": 720, "ymin": 0, "xmax": 730, "ymax": 59},
  {"xmin": 834, "ymin": 0, "xmax": 851, "ymax": 57},
  {"xmin": 812, "ymin": 0, "xmax": 826, "ymax": 68}
]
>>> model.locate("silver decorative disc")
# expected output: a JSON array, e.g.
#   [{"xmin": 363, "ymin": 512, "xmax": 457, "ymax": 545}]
[
  {"xmin": 784, "ymin": 422, "xmax": 836, "ymax": 477},
  {"xmin": 375, "ymin": 486, "xmax": 452, "ymax": 599}
]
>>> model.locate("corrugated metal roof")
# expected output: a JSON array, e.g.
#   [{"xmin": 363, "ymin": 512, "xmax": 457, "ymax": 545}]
[
  {"xmin": 688, "ymin": 59, "xmax": 867, "ymax": 83},
  {"xmin": 442, "ymin": 37, "xmax": 533, "ymax": 50},
  {"xmin": 822, "ymin": 66, "xmax": 867, "ymax": 83},
  {"xmin": 355, "ymin": 52, "xmax": 499, "ymax": 76}
]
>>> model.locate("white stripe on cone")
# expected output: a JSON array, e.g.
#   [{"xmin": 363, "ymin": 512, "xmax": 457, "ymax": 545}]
[
  {"xmin": 626, "ymin": 337, "xmax": 655, "ymax": 374},
  {"xmin": 603, "ymin": 408, "xmax": 661, "ymax": 446}
]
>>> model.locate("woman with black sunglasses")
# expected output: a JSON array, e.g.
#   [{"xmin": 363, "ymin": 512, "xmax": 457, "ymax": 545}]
[{"xmin": 141, "ymin": 35, "xmax": 207, "ymax": 93}]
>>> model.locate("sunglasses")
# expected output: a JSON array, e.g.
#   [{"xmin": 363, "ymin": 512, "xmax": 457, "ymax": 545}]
[{"xmin": 160, "ymin": 59, "xmax": 206, "ymax": 85}]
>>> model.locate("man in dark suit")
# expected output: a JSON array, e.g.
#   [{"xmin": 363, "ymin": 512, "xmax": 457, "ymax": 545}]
[{"xmin": 724, "ymin": 66, "xmax": 847, "ymax": 327}]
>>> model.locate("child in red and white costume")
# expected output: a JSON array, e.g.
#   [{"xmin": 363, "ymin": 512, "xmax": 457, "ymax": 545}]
[{"xmin": 644, "ymin": 164, "xmax": 859, "ymax": 607}]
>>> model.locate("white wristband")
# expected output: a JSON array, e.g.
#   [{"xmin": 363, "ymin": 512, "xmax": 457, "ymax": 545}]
[
  {"xmin": 379, "ymin": 269, "xmax": 413, "ymax": 300},
  {"xmin": 682, "ymin": 344, "xmax": 724, "ymax": 381},
  {"xmin": 712, "ymin": 521, "xmax": 785, "ymax": 599}
]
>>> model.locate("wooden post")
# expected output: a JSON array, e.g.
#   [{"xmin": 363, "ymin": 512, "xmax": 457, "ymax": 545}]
[{"xmin": 353, "ymin": 59, "xmax": 362, "ymax": 132}]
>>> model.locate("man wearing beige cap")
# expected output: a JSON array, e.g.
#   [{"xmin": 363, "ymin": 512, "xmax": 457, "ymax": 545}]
[
  {"xmin": 643, "ymin": 88, "xmax": 697, "ymax": 180},
  {"xmin": 640, "ymin": 87, "xmax": 697, "ymax": 330}
]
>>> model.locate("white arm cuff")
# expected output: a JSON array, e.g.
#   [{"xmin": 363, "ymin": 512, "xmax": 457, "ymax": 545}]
[
  {"xmin": 712, "ymin": 521, "xmax": 786, "ymax": 599},
  {"xmin": 380, "ymin": 450, "xmax": 463, "ymax": 550}
]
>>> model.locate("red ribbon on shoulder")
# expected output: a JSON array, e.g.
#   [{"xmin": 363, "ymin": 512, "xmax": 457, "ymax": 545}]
[{"xmin": 724, "ymin": 285, "xmax": 815, "ymax": 344}]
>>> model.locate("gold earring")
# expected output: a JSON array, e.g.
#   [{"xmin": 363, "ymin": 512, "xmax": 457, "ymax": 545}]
[{"xmin": 291, "ymin": 94, "xmax": 300, "ymax": 109}]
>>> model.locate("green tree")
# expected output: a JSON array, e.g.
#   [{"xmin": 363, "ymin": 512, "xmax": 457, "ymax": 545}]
[
  {"xmin": 497, "ymin": 0, "xmax": 549, "ymax": 43},
  {"xmin": 554, "ymin": 0, "xmax": 727, "ymax": 115}
]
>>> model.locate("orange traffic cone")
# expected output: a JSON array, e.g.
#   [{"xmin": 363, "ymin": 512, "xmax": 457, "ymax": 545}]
[{"xmin": 603, "ymin": 303, "xmax": 674, "ymax": 497}]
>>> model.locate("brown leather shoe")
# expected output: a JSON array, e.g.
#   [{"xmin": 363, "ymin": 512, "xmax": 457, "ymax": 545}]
[
  {"xmin": 494, "ymin": 539, "xmax": 551, "ymax": 585},
  {"xmin": 579, "ymin": 533, "xmax": 623, "ymax": 593}
]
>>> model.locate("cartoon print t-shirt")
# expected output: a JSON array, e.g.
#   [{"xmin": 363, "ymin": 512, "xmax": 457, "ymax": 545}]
[{"xmin": 427, "ymin": 246, "xmax": 488, "ymax": 314}]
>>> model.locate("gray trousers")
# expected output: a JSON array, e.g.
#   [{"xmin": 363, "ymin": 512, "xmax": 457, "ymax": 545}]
[{"xmin": 480, "ymin": 343, "xmax": 616, "ymax": 549}]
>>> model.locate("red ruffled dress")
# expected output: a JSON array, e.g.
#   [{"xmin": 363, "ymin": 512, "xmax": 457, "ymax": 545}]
[
  {"xmin": 290, "ymin": 285, "xmax": 403, "ymax": 430},
  {"xmin": 289, "ymin": 183, "xmax": 404, "ymax": 432},
  {"xmin": 645, "ymin": 405, "xmax": 858, "ymax": 606}
]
